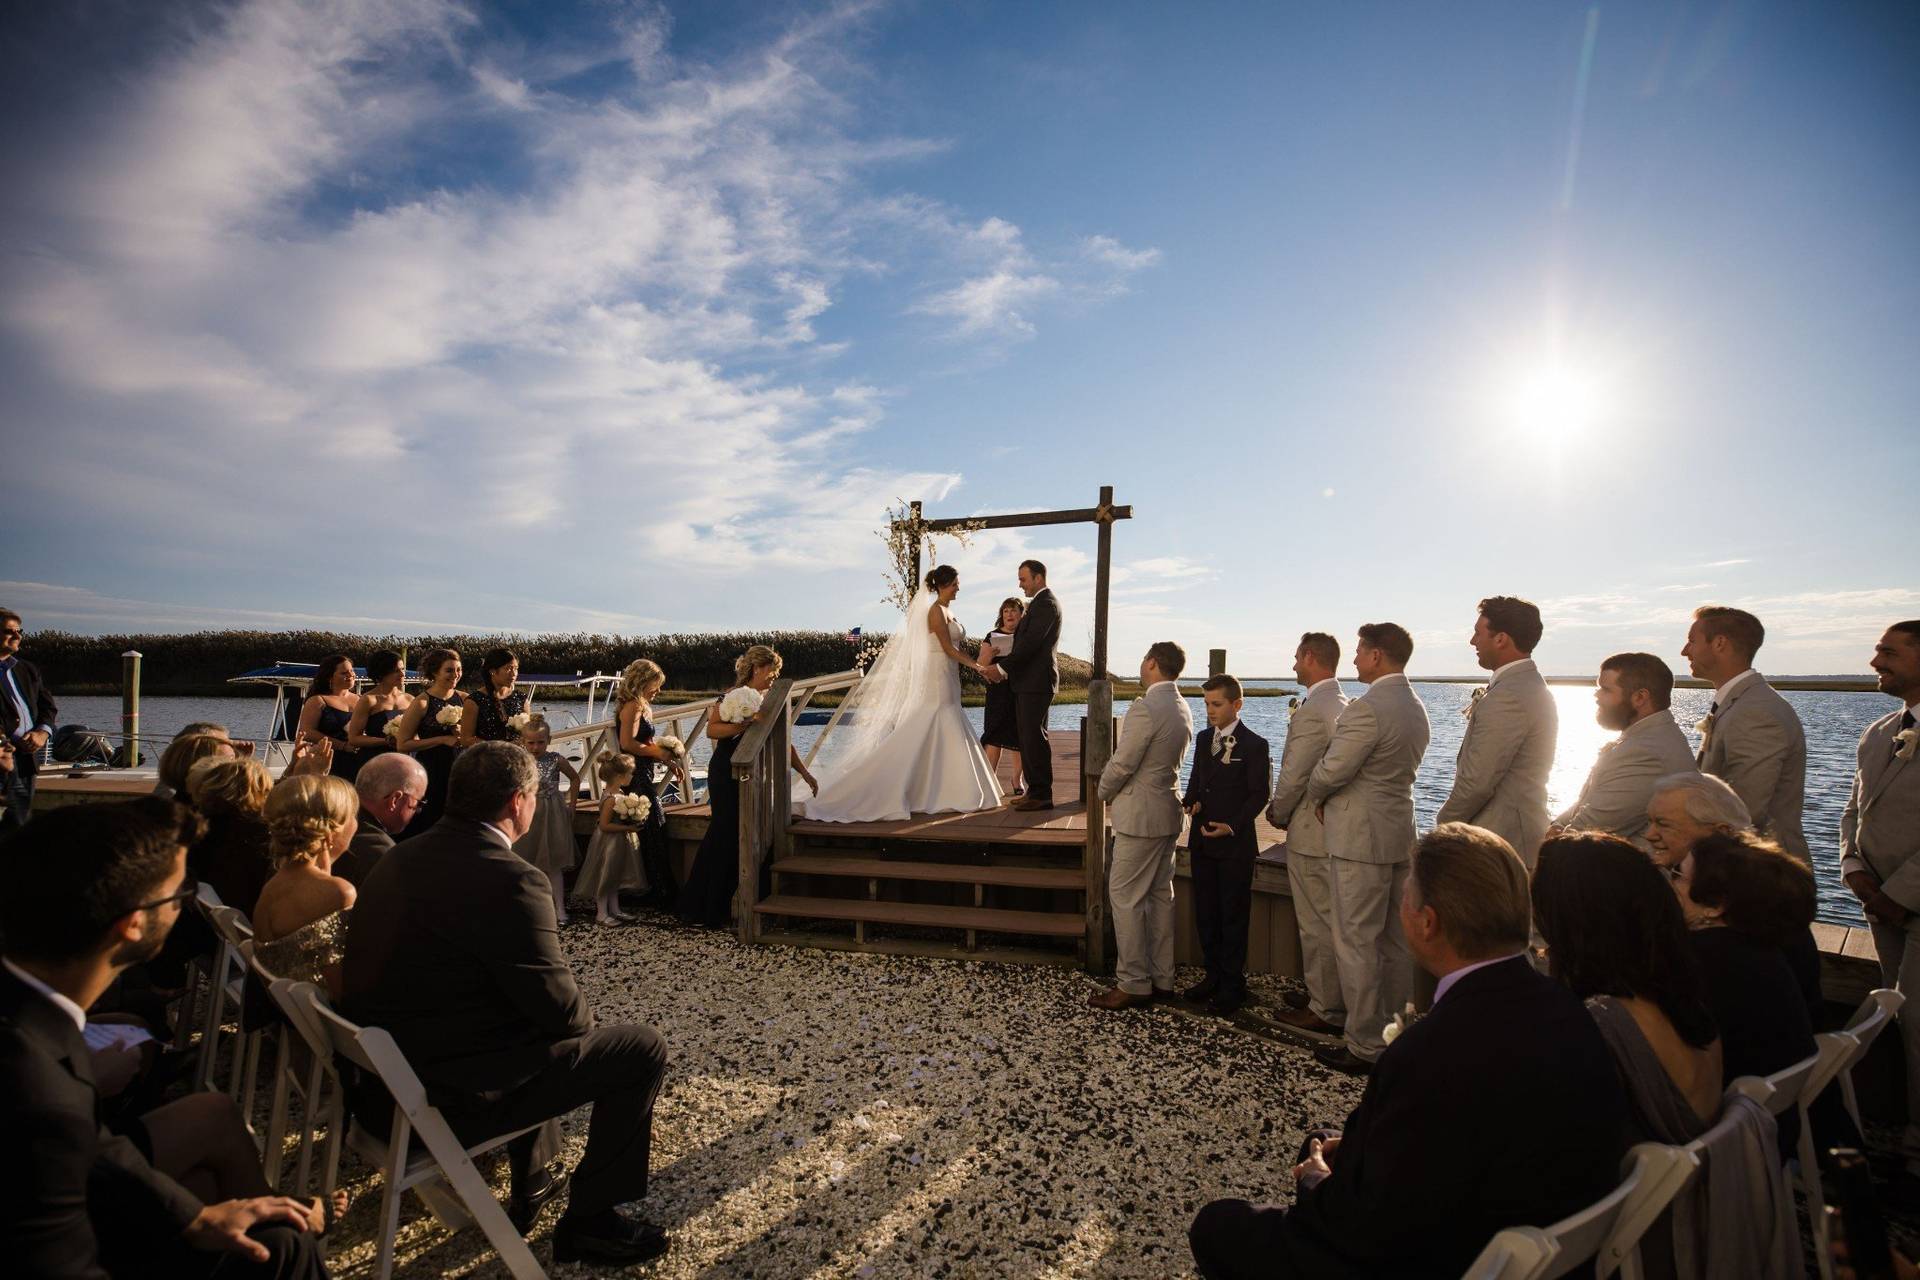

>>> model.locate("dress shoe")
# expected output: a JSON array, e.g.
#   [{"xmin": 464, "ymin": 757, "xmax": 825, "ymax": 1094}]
[
  {"xmin": 1207, "ymin": 988, "xmax": 1249, "ymax": 1016},
  {"xmin": 1151, "ymin": 987, "xmax": 1177, "ymax": 1001},
  {"xmin": 506, "ymin": 1161, "xmax": 570, "ymax": 1234},
  {"xmin": 1281, "ymin": 988, "xmax": 1310, "ymax": 1010},
  {"xmin": 1271, "ymin": 1007, "xmax": 1342, "ymax": 1036},
  {"xmin": 1011, "ymin": 795, "xmax": 1053, "ymax": 811},
  {"xmin": 1087, "ymin": 986, "xmax": 1153, "ymax": 1010},
  {"xmin": 1180, "ymin": 977, "xmax": 1220, "ymax": 1003},
  {"xmin": 1313, "ymin": 1044, "xmax": 1374, "ymax": 1077},
  {"xmin": 552, "ymin": 1209, "xmax": 670, "ymax": 1266}
]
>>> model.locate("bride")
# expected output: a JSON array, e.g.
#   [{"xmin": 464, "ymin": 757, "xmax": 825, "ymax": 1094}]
[{"xmin": 800, "ymin": 565, "xmax": 1005, "ymax": 822}]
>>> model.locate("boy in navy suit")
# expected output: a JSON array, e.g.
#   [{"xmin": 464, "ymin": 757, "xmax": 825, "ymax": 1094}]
[{"xmin": 1182, "ymin": 675, "xmax": 1271, "ymax": 1012}]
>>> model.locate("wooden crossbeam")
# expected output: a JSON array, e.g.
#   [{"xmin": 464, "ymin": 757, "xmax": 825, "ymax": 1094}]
[{"xmin": 908, "ymin": 504, "xmax": 1132, "ymax": 533}]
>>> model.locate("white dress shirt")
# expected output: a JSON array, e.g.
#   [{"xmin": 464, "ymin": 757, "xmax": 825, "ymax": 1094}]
[
  {"xmin": 1712, "ymin": 667, "xmax": 1759, "ymax": 709},
  {"xmin": 3, "ymin": 958, "xmax": 87, "ymax": 1032}
]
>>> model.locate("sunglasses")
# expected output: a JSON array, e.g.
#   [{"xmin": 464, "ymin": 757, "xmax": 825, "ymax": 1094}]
[{"xmin": 134, "ymin": 876, "xmax": 199, "ymax": 912}]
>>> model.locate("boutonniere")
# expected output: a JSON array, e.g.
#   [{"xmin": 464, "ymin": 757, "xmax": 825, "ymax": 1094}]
[
  {"xmin": 1288, "ymin": 696, "xmax": 1300, "ymax": 709},
  {"xmin": 1694, "ymin": 711, "xmax": 1717, "ymax": 739},
  {"xmin": 1219, "ymin": 733, "xmax": 1238, "ymax": 765},
  {"xmin": 1463, "ymin": 687, "xmax": 1487, "ymax": 719},
  {"xmin": 1897, "ymin": 726, "xmax": 1919, "ymax": 762},
  {"xmin": 1381, "ymin": 1001, "xmax": 1421, "ymax": 1046}
]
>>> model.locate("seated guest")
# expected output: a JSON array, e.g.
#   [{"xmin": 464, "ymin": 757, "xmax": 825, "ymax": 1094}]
[
  {"xmin": 1189, "ymin": 823, "xmax": 1627, "ymax": 1280},
  {"xmin": 1533, "ymin": 833, "xmax": 1724, "ymax": 1142},
  {"xmin": 155, "ymin": 731, "xmax": 238, "ymax": 802},
  {"xmin": 344, "ymin": 742, "xmax": 672, "ymax": 1264},
  {"xmin": 252, "ymin": 776, "xmax": 358, "ymax": 997},
  {"xmin": 338, "ymin": 754, "xmax": 426, "ymax": 887},
  {"xmin": 187, "ymin": 756, "xmax": 275, "ymax": 914},
  {"xmin": 1644, "ymin": 770, "xmax": 1751, "ymax": 870},
  {"xmin": 1551, "ymin": 653, "xmax": 1699, "ymax": 845},
  {"xmin": 0, "ymin": 799, "xmax": 327, "ymax": 1278}
]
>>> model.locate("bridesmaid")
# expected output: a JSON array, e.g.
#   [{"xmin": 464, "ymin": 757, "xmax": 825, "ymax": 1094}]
[
  {"xmin": 463, "ymin": 647, "xmax": 531, "ymax": 745},
  {"xmin": 979, "ymin": 596, "xmax": 1026, "ymax": 796},
  {"xmin": 392, "ymin": 647, "xmax": 465, "ymax": 833},
  {"xmin": 344, "ymin": 649, "xmax": 412, "ymax": 761},
  {"xmin": 296, "ymin": 654, "xmax": 362, "ymax": 782},
  {"xmin": 615, "ymin": 658, "xmax": 689, "ymax": 909},
  {"xmin": 676, "ymin": 645, "xmax": 817, "ymax": 928}
]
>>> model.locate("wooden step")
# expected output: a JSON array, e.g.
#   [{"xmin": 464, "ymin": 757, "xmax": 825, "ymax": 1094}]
[
  {"xmin": 753, "ymin": 894, "xmax": 1085, "ymax": 938},
  {"xmin": 769, "ymin": 854, "xmax": 1084, "ymax": 892}
]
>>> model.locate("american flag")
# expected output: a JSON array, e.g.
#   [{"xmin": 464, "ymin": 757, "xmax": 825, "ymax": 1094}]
[{"xmin": 845, "ymin": 626, "xmax": 861, "ymax": 644}]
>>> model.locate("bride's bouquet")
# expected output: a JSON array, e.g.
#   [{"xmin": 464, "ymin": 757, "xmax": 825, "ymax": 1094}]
[
  {"xmin": 506, "ymin": 710, "xmax": 533, "ymax": 732},
  {"xmin": 435, "ymin": 703, "xmax": 464, "ymax": 728},
  {"xmin": 719, "ymin": 686, "xmax": 764, "ymax": 724},
  {"xmin": 612, "ymin": 792, "xmax": 652, "ymax": 824}
]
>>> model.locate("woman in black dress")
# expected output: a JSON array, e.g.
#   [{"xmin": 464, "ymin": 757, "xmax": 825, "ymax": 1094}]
[
  {"xmin": 464, "ymin": 647, "xmax": 531, "ymax": 745},
  {"xmin": 978, "ymin": 596, "xmax": 1026, "ymax": 795},
  {"xmin": 677, "ymin": 645, "xmax": 817, "ymax": 927},
  {"xmin": 344, "ymin": 649, "xmax": 413, "ymax": 762},
  {"xmin": 296, "ymin": 653, "xmax": 362, "ymax": 782},
  {"xmin": 392, "ymin": 647, "xmax": 465, "ymax": 833},
  {"xmin": 616, "ymin": 658, "xmax": 686, "ymax": 909}
]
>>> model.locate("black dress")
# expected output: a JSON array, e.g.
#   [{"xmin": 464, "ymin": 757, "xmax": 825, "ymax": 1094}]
[
  {"xmin": 409, "ymin": 691, "xmax": 467, "ymax": 834},
  {"xmin": 677, "ymin": 730, "xmax": 740, "ymax": 927},
  {"xmin": 625, "ymin": 707, "xmax": 677, "ymax": 907},
  {"xmin": 314, "ymin": 700, "xmax": 361, "ymax": 782},
  {"xmin": 364, "ymin": 705, "xmax": 403, "ymax": 759},
  {"xmin": 470, "ymin": 688, "xmax": 531, "ymax": 744},
  {"xmin": 979, "ymin": 628, "xmax": 1020, "ymax": 751}
]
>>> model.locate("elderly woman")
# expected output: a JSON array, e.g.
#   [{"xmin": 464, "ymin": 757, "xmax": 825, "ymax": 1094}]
[
  {"xmin": 185, "ymin": 755, "xmax": 275, "ymax": 914},
  {"xmin": 1644, "ymin": 771, "xmax": 1752, "ymax": 869}
]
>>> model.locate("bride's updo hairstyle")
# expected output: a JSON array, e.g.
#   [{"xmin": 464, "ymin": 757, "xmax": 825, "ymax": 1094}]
[
  {"xmin": 924, "ymin": 564, "xmax": 959, "ymax": 593},
  {"xmin": 734, "ymin": 644, "xmax": 782, "ymax": 686},
  {"xmin": 264, "ymin": 774, "xmax": 358, "ymax": 868},
  {"xmin": 595, "ymin": 750, "xmax": 637, "ymax": 785}
]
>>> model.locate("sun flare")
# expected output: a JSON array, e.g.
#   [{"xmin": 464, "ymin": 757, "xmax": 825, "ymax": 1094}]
[{"xmin": 1511, "ymin": 364, "xmax": 1601, "ymax": 439}]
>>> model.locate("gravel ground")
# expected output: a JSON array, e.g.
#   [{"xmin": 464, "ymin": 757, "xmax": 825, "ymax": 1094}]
[{"xmin": 311, "ymin": 912, "xmax": 1365, "ymax": 1278}]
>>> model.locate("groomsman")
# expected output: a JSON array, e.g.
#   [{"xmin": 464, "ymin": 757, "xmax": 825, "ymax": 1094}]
[
  {"xmin": 1436, "ymin": 597, "xmax": 1556, "ymax": 868},
  {"xmin": 1553, "ymin": 653, "xmax": 1698, "ymax": 844},
  {"xmin": 1180, "ymin": 675, "xmax": 1271, "ymax": 1014},
  {"xmin": 1683, "ymin": 605, "xmax": 1811, "ymax": 862},
  {"xmin": 1305, "ymin": 623, "xmax": 1430, "ymax": 1074},
  {"xmin": 1266, "ymin": 633, "xmax": 1349, "ymax": 1036},
  {"xmin": 1841, "ymin": 621, "xmax": 1920, "ymax": 1170},
  {"xmin": 1091, "ymin": 642, "xmax": 1195, "ymax": 1010}
]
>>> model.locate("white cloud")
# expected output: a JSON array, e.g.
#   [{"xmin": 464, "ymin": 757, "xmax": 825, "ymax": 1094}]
[{"xmin": 1081, "ymin": 234, "xmax": 1162, "ymax": 272}]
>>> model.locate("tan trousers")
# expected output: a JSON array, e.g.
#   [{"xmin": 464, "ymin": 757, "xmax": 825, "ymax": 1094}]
[
  {"xmin": 1328, "ymin": 856, "xmax": 1413, "ymax": 1061},
  {"xmin": 1110, "ymin": 831, "xmax": 1178, "ymax": 995},
  {"xmin": 1286, "ymin": 851, "xmax": 1345, "ymax": 1028}
]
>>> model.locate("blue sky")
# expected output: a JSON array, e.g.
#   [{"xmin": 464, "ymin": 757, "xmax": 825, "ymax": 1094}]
[{"xmin": 2, "ymin": 0, "xmax": 1915, "ymax": 675}]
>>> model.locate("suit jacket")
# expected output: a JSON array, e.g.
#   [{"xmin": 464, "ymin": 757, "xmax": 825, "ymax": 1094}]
[
  {"xmin": 342, "ymin": 816, "xmax": 591, "ymax": 1098},
  {"xmin": 1436, "ymin": 658, "xmax": 1557, "ymax": 866},
  {"xmin": 995, "ymin": 588, "xmax": 1061, "ymax": 696},
  {"xmin": 0, "ymin": 967, "xmax": 203, "ymax": 1278},
  {"xmin": 335, "ymin": 807, "xmax": 396, "ymax": 888},
  {"xmin": 1279, "ymin": 956, "xmax": 1628, "ymax": 1279},
  {"xmin": 0, "ymin": 656, "xmax": 58, "ymax": 745},
  {"xmin": 1182, "ymin": 723, "xmax": 1271, "ymax": 859},
  {"xmin": 1841, "ymin": 705, "xmax": 1920, "ymax": 912},
  {"xmin": 1698, "ymin": 672, "xmax": 1810, "ymax": 863},
  {"xmin": 1556, "ymin": 710, "xmax": 1699, "ymax": 843},
  {"xmin": 1098, "ymin": 680, "xmax": 1193, "ymax": 839},
  {"xmin": 1266, "ymin": 680, "xmax": 1348, "ymax": 857},
  {"xmin": 1306, "ymin": 673, "xmax": 1431, "ymax": 865}
]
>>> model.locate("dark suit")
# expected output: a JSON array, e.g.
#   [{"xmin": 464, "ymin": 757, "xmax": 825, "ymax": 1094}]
[
  {"xmin": 342, "ymin": 816, "xmax": 668, "ymax": 1217},
  {"xmin": 0, "ymin": 966, "xmax": 322, "ymax": 1279},
  {"xmin": 1182, "ymin": 723, "xmax": 1271, "ymax": 997},
  {"xmin": 334, "ymin": 808, "xmax": 394, "ymax": 888},
  {"xmin": 1190, "ymin": 956, "xmax": 1627, "ymax": 1279},
  {"xmin": 995, "ymin": 587, "xmax": 1061, "ymax": 803},
  {"xmin": 1, "ymin": 655, "xmax": 57, "ymax": 829}
]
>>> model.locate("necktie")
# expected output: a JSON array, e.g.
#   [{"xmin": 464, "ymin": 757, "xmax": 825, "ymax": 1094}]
[{"xmin": 1897, "ymin": 710, "xmax": 1917, "ymax": 762}]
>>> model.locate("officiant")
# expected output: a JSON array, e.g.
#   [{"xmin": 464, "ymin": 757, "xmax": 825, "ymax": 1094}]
[{"xmin": 979, "ymin": 596, "xmax": 1026, "ymax": 796}]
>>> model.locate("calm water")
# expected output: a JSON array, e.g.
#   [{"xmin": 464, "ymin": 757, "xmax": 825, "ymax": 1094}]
[{"xmin": 62, "ymin": 683, "xmax": 1898, "ymax": 926}]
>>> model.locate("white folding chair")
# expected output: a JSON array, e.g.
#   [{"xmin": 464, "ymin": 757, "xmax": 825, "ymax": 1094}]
[
  {"xmin": 1733, "ymin": 1050, "xmax": 1829, "ymax": 1277},
  {"xmin": 1461, "ymin": 1142, "xmax": 1695, "ymax": 1280},
  {"xmin": 1831, "ymin": 988, "xmax": 1904, "ymax": 1137},
  {"xmin": 243, "ymin": 946, "xmax": 333, "ymax": 1194},
  {"xmin": 296, "ymin": 985, "xmax": 547, "ymax": 1280},
  {"xmin": 194, "ymin": 895, "xmax": 259, "ymax": 1103}
]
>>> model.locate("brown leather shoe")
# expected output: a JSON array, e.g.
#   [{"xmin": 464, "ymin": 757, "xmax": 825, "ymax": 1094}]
[
  {"xmin": 1151, "ymin": 987, "xmax": 1177, "ymax": 1001},
  {"xmin": 1281, "ymin": 988, "xmax": 1311, "ymax": 1010},
  {"xmin": 1088, "ymin": 986, "xmax": 1153, "ymax": 1010},
  {"xmin": 1272, "ymin": 1006, "xmax": 1343, "ymax": 1036},
  {"xmin": 1011, "ymin": 796, "xmax": 1054, "ymax": 811}
]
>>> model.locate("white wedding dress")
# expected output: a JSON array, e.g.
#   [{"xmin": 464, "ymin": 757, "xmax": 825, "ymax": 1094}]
[{"xmin": 800, "ymin": 591, "xmax": 1004, "ymax": 823}]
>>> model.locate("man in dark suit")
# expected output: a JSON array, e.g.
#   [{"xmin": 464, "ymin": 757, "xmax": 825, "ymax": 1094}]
[
  {"xmin": 1189, "ymin": 823, "xmax": 1628, "ymax": 1279},
  {"xmin": 337, "ymin": 753, "xmax": 426, "ymax": 887},
  {"xmin": 1180, "ymin": 674, "xmax": 1271, "ymax": 1013},
  {"xmin": 1, "ymin": 799, "xmax": 326, "ymax": 1279},
  {"xmin": 343, "ymin": 742, "xmax": 671, "ymax": 1267},
  {"xmin": 981, "ymin": 560, "xmax": 1062, "ymax": 810},
  {"xmin": 1, "ymin": 606, "xmax": 59, "ymax": 830}
]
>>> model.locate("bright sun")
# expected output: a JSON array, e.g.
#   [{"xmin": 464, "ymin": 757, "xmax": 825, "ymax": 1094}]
[{"xmin": 1511, "ymin": 364, "xmax": 1601, "ymax": 439}]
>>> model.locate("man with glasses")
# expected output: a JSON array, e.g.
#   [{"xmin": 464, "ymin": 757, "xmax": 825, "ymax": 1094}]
[
  {"xmin": 0, "ymin": 607, "xmax": 58, "ymax": 830},
  {"xmin": 0, "ymin": 799, "xmax": 327, "ymax": 1277}
]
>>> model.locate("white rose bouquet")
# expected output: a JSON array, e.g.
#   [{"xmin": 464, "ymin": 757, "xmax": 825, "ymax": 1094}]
[
  {"xmin": 506, "ymin": 711, "xmax": 533, "ymax": 732},
  {"xmin": 719, "ymin": 686, "xmax": 764, "ymax": 724},
  {"xmin": 1380, "ymin": 1001, "xmax": 1421, "ymax": 1046},
  {"xmin": 612, "ymin": 792, "xmax": 652, "ymax": 824},
  {"xmin": 435, "ymin": 703, "xmax": 464, "ymax": 728},
  {"xmin": 657, "ymin": 734, "xmax": 687, "ymax": 760},
  {"xmin": 382, "ymin": 719, "xmax": 405, "ymax": 739}
]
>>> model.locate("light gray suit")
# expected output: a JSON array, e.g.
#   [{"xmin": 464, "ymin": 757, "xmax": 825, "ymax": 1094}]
[
  {"xmin": 1840, "ymin": 703, "xmax": 1920, "ymax": 1155},
  {"xmin": 1435, "ymin": 658, "xmax": 1557, "ymax": 867},
  {"xmin": 1306, "ymin": 671, "xmax": 1431, "ymax": 1059},
  {"xmin": 1698, "ymin": 671, "xmax": 1810, "ymax": 863},
  {"xmin": 1266, "ymin": 678, "xmax": 1349, "ymax": 1025},
  {"xmin": 1555, "ymin": 709, "xmax": 1699, "ymax": 844},
  {"xmin": 1098, "ymin": 680, "xmax": 1195, "ymax": 995}
]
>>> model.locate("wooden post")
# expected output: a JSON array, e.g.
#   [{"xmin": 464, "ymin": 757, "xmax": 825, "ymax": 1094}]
[
  {"xmin": 122, "ymin": 650, "xmax": 143, "ymax": 768},
  {"xmin": 907, "ymin": 499, "xmax": 924, "ymax": 598},
  {"xmin": 732, "ymin": 678, "xmax": 794, "ymax": 946},
  {"xmin": 735, "ymin": 757, "xmax": 765, "ymax": 946},
  {"xmin": 1209, "ymin": 649, "xmax": 1227, "ymax": 679},
  {"xmin": 770, "ymin": 701, "xmax": 793, "ymax": 869},
  {"xmin": 1093, "ymin": 485, "xmax": 1114, "ymax": 680},
  {"xmin": 1083, "ymin": 678, "xmax": 1115, "ymax": 975}
]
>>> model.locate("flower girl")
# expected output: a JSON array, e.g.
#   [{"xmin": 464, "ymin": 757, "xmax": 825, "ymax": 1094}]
[
  {"xmin": 575, "ymin": 751, "xmax": 649, "ymax": 925},
  {"xmin": 512, "ymin": 715, "xmax": 582, "ymax": 924}
]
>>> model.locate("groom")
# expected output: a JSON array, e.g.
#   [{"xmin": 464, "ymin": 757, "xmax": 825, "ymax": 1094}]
[{"xmin": 983, "ymin": 560, "xmax": 1061, "ymax": 810}]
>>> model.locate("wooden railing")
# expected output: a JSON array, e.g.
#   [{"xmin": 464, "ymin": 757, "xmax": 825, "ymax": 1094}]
[
  {"xmin": 1083, "ymin": 678, "xmax": 1114, "ymax": 975},
  {"xmin": 731, "ymin": 677, "xmax": 797, "ymax": 945}
]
